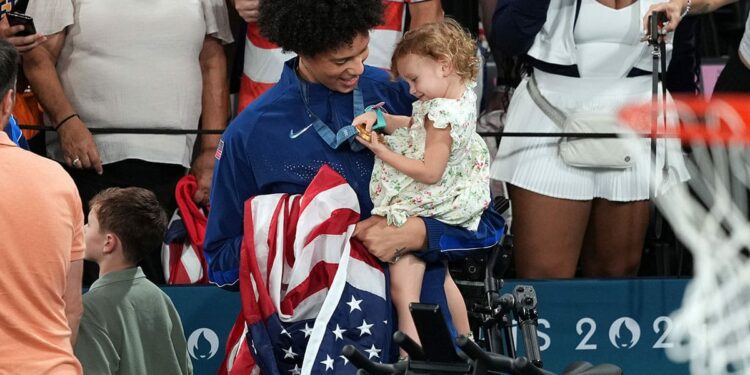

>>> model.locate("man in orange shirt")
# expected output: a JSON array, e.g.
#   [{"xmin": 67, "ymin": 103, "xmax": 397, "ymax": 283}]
[{"xmin": 0, "ymin": 38, "xmax": 84, "ymax": 374}]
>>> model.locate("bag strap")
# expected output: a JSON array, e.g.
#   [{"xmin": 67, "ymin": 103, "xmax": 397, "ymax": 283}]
[
  {"xmin": 659, "ymin": 29, "xmax": 670, "ymax": 176},
  {"xmin": 649, "ymin": 17, "xmax": 671, "ymax": 200},
  {"xmin": 526, "ymin": 73, "xmax": 567, "ymax": 129},
  {"xmin": 660, "ymin": 37, "xmax": 668, "ymax": 130},
  {"xmin": 650, "ymin": 23, "xmax": 669, "ymax": 167}
]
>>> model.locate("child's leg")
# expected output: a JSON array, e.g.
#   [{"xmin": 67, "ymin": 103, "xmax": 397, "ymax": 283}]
[
  {"xmin": 390, "ymin": 254, "xmax": 426, "ymax": 356},
  {"xmin": 444, "ymin": 269, "xmax": 471, "ymax": 336}
]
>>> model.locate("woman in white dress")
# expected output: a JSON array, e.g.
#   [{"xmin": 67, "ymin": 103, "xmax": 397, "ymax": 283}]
[{"xmin": 489, "ymin": 0, "xmax": 689, "ymax": 278}]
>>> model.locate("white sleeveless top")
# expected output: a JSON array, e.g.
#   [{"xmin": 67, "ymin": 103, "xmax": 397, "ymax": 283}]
[{"xmin": 574, "ymin": 0, "xmax": 644, "ymax": 77}]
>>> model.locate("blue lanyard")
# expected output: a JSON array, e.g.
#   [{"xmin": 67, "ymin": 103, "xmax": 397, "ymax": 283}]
[{"xmin": 298, "ymin": 77, "xmax": 365, "ymax": 152}]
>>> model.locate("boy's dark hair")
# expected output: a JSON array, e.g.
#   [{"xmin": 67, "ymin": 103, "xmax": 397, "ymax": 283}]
[
  {"xmin": 258, "ymin": 0, "xmax": 383, "ymax": 57},
  {"xmin": 90, "ymin": 187, "xmax": 167, "ymax": 264},
  {"xmin": 0, "ymin": 39, "xmax": 19, "ymax": 98}
]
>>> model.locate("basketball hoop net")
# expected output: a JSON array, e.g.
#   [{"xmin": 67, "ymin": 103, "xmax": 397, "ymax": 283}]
[{"xmin": 620, "ymin": 95, "xmax": 750, "ymax": 375}]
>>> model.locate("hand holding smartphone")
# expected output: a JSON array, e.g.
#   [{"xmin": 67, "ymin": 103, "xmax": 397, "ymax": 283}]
[
  {"xmin": 647, "ymin": 11, "xmax": 667, "ymax": 45},
  {"xmin": 5, "ymin": 12, "xmax": 37, "ymax": 37}
]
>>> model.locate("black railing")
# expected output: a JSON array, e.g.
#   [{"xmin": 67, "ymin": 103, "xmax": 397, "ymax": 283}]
[{"xmin": 19, "ymin": 125, "xmax": 680, "ymax": 139}]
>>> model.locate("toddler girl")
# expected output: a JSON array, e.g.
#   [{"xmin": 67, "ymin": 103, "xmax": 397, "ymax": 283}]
[{"xmin": 353, "ymin": 18, "xmax": 491, "ymax": 357}]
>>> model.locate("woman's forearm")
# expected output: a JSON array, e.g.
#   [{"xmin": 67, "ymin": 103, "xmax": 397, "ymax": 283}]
[
  {"xmin": 687, "ymin": 0, "xmax": 737, "ymax": 14},
  {"xmin": 22, "ymin": 32, "xmax": 77, "ymax": 125},
  {"xmin": 646, "ymin": 0, "xmax": 738, "ymax": 32},
  {"xmin": 407, "ymin": 0, "xmax": 443, "ymax": 29},
  {"xmin": 199, "ymin": 36, "xmax": 229, "ymax": 151},
  {"xmin": 376, "ymin": 148, "xmax": 444, "ymax": 184}
]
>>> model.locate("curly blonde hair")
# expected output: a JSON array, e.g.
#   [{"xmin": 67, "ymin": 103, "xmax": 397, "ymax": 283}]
[{"xmin": 391, "ymin": 18, "xmax": 478, "ymax": 82}]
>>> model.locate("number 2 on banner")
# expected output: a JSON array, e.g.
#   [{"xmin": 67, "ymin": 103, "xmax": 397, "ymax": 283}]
[
  {"xmin": 652, "ymin": 316, "xmax": 673, "ymax": 349},
  {"xmin": 576, "ymin": 318, "xmax": 597, "ymax": 350}
]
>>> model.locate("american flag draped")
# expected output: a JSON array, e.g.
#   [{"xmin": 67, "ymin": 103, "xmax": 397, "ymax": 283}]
[
  {"xmin": 162, "ymin": 175, "xmax": 209, "ymax": 284},
  {"xmin": 221, "ymin": 165, "xmax": 393, "ymax": 374}
]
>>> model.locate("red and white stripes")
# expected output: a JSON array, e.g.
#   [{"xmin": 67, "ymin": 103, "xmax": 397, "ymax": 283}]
[{"xmin": 238, "ymin": 0, "xmax": 422, "ymax": 113}]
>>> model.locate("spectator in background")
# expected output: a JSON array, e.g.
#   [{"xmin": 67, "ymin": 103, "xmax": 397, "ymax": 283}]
[
  {"xmin": 0, "ymin": 1, "xmax": 45, "ymax": 148},
  {"xmin": 0, "ymin": 0, "xmax": 46, "ymax": 52},
  {"xmin": 230, "ymin": 0, "xmax": 443, "ymax": 112},
  {"xmin": 0, "ymin": 38, "xmax": 84, "ymax": 374},
  {"xmin": 76, "ymin": 187, "xmax": 191, "ymax": 375},
  {"xmin": 489, "ymin": 0, "xmax": 690, "ymax": 278},
  {"xmin": 647, "ymin": 0, "xmax": 750, "ymax": 94},
  {"xmin": 22, "ymin": 0, "xmax": 234, "ymax": 285},
  {"xmin": 666, "ymin": 17, "xmax": 702, "ymax": 95}
]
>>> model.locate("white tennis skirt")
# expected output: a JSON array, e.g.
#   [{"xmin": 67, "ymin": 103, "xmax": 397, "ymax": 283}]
[{"xmin": 491, "ymin": 69, "xmax": 690, "ymax": 202}]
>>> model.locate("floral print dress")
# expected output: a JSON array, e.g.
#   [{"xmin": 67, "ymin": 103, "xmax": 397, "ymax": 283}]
[{"xmin": 370, "ymin": 82, "xmax": 491, "ymax": 230}]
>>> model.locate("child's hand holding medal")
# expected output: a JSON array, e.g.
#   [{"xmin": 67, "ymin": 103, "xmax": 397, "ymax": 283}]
[
  {"xmin": 354, "ymin": 122, "xmax": 385, "ymax": 143},
  {"xmin": 352, "ymin": 112, "xmax": 388, "ymax": 153}
]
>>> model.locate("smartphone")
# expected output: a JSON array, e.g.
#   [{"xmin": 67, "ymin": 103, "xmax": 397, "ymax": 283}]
[{"xmin": 5, "ymin": 12, "xmax": 37, "ymax": 37}]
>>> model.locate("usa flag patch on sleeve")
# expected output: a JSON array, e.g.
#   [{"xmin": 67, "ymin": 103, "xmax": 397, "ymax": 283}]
[{"xmin": 215, "ymin": 139, "xmax": 224, "ymax": 160}]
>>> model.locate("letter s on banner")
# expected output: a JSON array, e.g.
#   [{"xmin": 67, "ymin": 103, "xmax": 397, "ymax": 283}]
[{"xmin": 538, "ymin": 319, "xmax": 551, "ymax": 351}]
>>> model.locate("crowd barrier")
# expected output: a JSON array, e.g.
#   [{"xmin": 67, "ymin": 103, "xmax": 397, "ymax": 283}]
[
  {"xmin": 164, "ymin": 278, "xmax": 689, "ymax": 375},
  {"xmin": 17, "ymin": 124, "xmax": 656, "ymax": 139}
]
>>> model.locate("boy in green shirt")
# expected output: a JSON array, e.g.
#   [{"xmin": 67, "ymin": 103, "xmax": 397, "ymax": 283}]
[{"xmin": 76, "ymin": 187, "xmax": 192, "ymax": 374}]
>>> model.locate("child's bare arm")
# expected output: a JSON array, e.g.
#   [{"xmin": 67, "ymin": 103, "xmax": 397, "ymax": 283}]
[
  {"xmin": 359, "ymin": 118, "xmax": 451, "ymax": 185},
  {"xmin": 382, "ymin": 113, "xmax": 412, "ymax": 134}
]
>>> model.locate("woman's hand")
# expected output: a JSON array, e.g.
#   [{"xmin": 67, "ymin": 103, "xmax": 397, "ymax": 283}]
[
  {"xmin": 58, "ymin": 117, "xmax": 103, "ymax": 174},
  {"xmin": 642, "ymin": 0, "xmax": 688, "ymax": 34},
  {"xmin": 353, "ymin": 216, "xmax": 427, "ymax": 263},
  {"xmin": 190, "ymin": 149, "xmax": 216, "ymax": 207},
  {"xmin": 234, "ymin": 0, "xmax": 260, "ymax": 23}
]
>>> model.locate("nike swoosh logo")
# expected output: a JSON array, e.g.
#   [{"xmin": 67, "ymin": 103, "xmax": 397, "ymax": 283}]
[{"xmin": 289, "ymin": 123, "xmax": 314, "ymax": 139}]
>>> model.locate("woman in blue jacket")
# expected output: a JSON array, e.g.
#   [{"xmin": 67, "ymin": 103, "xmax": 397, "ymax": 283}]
[{"xmin": 204, "ymin": 0, "xmax": 504, "ymax": 362}]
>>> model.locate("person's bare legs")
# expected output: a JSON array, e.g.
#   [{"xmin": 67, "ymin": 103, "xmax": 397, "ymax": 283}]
[
  {"xmin": 508, "ymin": 185, "xmax": 592, "ymax": 278},
  {"xmin": 390, "ymin": 254, "xmax": 426, "ymax": 357},
  {"xmin": 580, "ymin": 199, "xmax": 650, "ymax": 277},
  {"xmin": 444, "ymin": 269, "xmax": 470, "ymax": 336}
]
